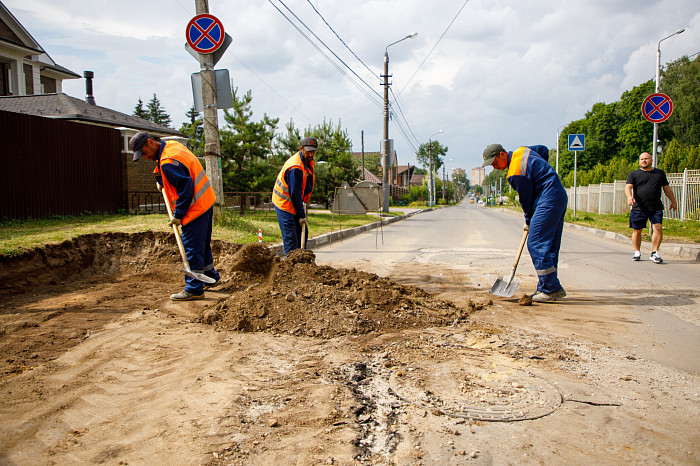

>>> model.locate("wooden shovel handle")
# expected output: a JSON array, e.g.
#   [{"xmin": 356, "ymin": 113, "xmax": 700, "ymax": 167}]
[
  {"xmin": 512, "ymin": 229, "xmax": 529, "ymax": 270},
  {"xmin": 158, "ymin": 183, "xmax": 190, "ymax": 270}
]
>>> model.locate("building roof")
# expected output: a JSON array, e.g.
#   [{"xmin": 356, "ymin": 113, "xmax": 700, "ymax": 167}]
[
  {"xmin": 0, "ymin": 2, "xmax": 80, "ymax": 80},
  {"xmin": 361, "ymin": 167, "xmax": 382, "ymax": 184},
  {"xmin": 409, "ymin": 174, "xmax": 426, "ymax": 186},
  {"xmin": 0, "ymin": 93, "xmax": 180, "ymax": 135}
]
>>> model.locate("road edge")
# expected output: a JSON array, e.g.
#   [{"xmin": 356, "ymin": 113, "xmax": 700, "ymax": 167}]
[{"xmin": 270, "ymin": 208, "xmax": 434, "ymax": 256}]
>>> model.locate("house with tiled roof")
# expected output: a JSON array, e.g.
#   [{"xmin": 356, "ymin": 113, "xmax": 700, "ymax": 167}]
[{"xmin": 0, "ymin": 1, "xmax": 180, "ymax": 220}]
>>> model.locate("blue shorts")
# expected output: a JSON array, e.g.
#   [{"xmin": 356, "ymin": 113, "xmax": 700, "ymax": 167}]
[{"xmin": 629, "ymin": 209, "xmax": 663, "ymax": 230}]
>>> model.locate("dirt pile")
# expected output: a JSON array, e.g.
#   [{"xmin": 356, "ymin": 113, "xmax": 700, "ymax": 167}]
[{"xmin": 205, "ymin": 245, "xmax": 474, "ymax": 338}]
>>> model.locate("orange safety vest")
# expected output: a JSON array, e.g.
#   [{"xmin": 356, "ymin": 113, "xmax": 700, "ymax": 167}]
[
  {"xmin": 153, "ymin": 141, "xmax": 216, "ymax": 225},
  {"xmin": 507, "ymin": 146, "xmax": 530, "ymax": 179},
  {"xmin": 272, "ymin": 151, "xmax": 315, "ymax": 215}
]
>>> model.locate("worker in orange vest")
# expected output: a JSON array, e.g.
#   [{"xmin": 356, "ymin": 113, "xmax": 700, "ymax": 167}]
[
  {"xmin": 272, "ymin": 137, "xmax": 317, "ymax": 255},
  {"xmin": 130, "ymin": 132, "xmax": 220, "ymax": 300}
]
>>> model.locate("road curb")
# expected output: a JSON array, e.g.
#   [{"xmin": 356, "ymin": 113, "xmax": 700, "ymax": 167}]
[
  {"xmin": 492, "ymin": 207, "xmax": 700, "ymax": 262},
  {"xmin": 270, "ymin": 208, "xmax": 432, "ymax": 257}
]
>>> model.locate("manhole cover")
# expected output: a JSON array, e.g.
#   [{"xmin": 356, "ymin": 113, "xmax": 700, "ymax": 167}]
[{"xmin": 389, "ymin": 363, "xmax": 562, "ymax": 422}]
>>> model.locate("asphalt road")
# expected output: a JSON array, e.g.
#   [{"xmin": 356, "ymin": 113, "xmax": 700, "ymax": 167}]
[{"xmin": 314, "ymin": 202, "xmax": 700, "ymax": 374}]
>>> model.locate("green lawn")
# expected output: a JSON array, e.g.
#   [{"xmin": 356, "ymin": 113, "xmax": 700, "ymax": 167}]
[{"xmin": 0, "ymin": 210, "xmax": 399, "ymax": 257}]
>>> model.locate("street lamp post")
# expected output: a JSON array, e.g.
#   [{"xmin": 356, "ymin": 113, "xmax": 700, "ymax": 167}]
[
  {"xmin": 427, "ymin": 130, "xmax": 443, "ymax": 206},
  {"xmin": 382, "ymin": 33, "xmax": 418, "ymax": 213},
  {"xmin": 652, "ymin": 28, "xmax": 684, "ymax": 168}
]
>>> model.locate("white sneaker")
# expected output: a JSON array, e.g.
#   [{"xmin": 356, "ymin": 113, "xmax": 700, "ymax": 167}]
[
  {"xmin": 633, "ymin": 251, "xmax": 641, "ymax": 261},
  {"xmin": 650, "ymin": 252, "xmax": 663, "ymax": 264}
]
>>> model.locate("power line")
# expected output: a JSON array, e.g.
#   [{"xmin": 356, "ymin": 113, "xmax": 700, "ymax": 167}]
[
  {"xmin": 398, "ymin": 0, "xmax": 471, "ymax": 97},
  {"xmin": 231, "ymin": 53, "xmax": 315, "ymax": 124},
  {"xmin": 270, "ymin": 0, "xmax": 382, "ymax": 104},
  {"xmin": 304, "ymin": 0, "xmax": 380, "ymax": 81},
  {"xmin": 267, "ymin": 0, "xmax": 382, "ymax": 108},
  {"xmin": 390, "ymin": 88, "xmax": 422, "ymax": 147}
]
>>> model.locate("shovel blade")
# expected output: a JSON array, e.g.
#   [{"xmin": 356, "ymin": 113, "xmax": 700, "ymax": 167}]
[
  {"xmin": 180, "ymin": 268, "xmax": 217, "ymax": 284},
  {"xmin": 490, "ymin": 276, "xmax": 521, "ymax": 297}
]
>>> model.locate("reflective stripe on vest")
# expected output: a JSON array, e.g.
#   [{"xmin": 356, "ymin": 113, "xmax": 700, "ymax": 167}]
[
  {"xmin": 507, "ymin": 146, "xmax": 531, "ymax": 179},
  {"xmin": 271, "ymin": 151, "xmax": 315, "ymax": 215},
  {"xmin": 154, "ymin": 141, "xmax": 216, "ymax": 225}
]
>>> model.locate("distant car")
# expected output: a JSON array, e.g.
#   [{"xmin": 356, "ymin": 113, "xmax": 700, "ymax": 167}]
[
  {"xmin": 477, "ymin": 199, "xmax": 483, "ymax": 204},
  {"xmin": 470, "ymin": 199, "xmax": 475, "ymax": 204}
]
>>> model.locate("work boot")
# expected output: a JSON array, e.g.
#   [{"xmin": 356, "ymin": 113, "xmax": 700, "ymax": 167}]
[
  {"xmin": 531, "ymin": 288, "xmax": 567, "ymax": 302},
  {"xmin": 203, "ymin": 279, "xmax": 220, "ymax": 291},
  {"xmin": 170, "ymin": 290, "xmax": 204, "ymax": 301}
]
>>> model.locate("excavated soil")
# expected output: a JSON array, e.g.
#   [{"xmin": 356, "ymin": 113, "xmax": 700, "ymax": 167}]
[
  {"xmin": 209, "ymin": 246, "xmax": 473, "ymax": 338},
  {"xmin": 0, "ymin": 232, "xmax": 473, "ymax": 378}
]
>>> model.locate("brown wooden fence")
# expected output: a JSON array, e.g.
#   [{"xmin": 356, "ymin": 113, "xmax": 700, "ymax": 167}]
[{"xmin": 0, "ymin": 110, "xmax": 122, "ymax": 221}]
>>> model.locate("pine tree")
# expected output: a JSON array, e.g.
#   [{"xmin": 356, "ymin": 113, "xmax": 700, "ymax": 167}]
[
  {"xmin": 146, "ymin": 93, "xmax": 172, "ymax": 127},
  {"xmin": 133, "ymin": 98, "xmax": 148, "ymax": 120}
]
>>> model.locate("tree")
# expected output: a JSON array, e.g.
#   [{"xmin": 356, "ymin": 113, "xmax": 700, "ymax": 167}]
[
  {"xmin": 615, "ymin": 80, "xmax": 655, "ymax": 162},
  {"xmin": 178, "ymin": 105, "xmax": 204, "ymax": 157},
  {"xmin": 452, "ymin": 170, "xmax": 469, "ymax": 200},
  {"xmin": 220, "ymin": 88, "xmax": 279, "ymax": 192},
  {"xmin": 415, "ymin": 140, "xmax": 448, "ymax": 172},
  {"xmin": 132, "ymin": 98, "xmax": 148, "ymax": 119},
  {"xmin": 302, "ymin": 119, "xmax": 359, "ymax": 207},
  {"xmin": 662, "ymin": 55, "xmax": 700, "ymax": 147},
  {"xmin": 146, "ymin": 93, "xmax": 172, "ymax": 127}
]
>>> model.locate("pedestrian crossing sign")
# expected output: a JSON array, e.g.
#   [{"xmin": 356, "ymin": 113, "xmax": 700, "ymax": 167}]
[{"xmin": 568, "ymin": 134, "xmax": 585, "ymax": 151}]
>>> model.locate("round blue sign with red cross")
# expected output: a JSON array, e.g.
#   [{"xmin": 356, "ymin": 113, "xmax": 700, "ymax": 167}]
[
  {"xmin": 641, "ymin": 93, "xmax": 673, "ymax": 123},
  {"xmin": 186, "ymin": 14, "xmax": 225, "ymax": 54}
]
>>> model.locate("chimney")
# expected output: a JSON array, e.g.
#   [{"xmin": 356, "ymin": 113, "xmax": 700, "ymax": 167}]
[{"xmin": 83, "ymin": 71, "xmax": 96, "ymax": 105}]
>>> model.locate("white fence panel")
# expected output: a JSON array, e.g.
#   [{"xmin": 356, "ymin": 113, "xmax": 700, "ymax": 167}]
[{"xmin": 565, "ymin": 169, "xmax": 700, "ymax": 221}]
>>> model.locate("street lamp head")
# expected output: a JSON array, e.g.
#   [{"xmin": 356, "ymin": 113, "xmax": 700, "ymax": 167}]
[
  {"xmin": 386, "ymin": 32, "xmax": 419, "ymax": 52},
  {"xmin": 406, "ymin": 33, "xmax": 418, "ymax": 39},
  {"xmin": 677, "ymin": 28, "xmax": 685, "ymax": 34}
]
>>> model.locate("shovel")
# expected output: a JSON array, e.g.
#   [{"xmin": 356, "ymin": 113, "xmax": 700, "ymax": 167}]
[
  {"xmin": 157, "ymin": 182, "xmax": 215, "ymax": 284},
  {"xmin": 490, "ymin": 229, "xmax": 529, "ymax": 297}
]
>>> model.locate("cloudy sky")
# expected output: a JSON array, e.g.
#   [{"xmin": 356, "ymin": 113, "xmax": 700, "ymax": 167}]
[{"xmin": 6, "ymin": 0, "xmax": 699, "ymax": 180}]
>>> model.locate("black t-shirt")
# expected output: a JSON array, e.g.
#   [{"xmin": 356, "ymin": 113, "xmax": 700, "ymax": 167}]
[{"xmin": 626, "ymin": 168, "xmax": 669, "ymax": 211}]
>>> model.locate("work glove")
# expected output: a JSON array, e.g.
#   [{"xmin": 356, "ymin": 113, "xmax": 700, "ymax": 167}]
[
  {"xmin": 298, "ymin": 218, "xmax": 307, "ymax": 227},
  {"xmin": 523, "ymin": 223, "xmax": 529, "ymax": 232},
  {"xmin": 169, "ymin": 218, "xmax": 182, "ymax": 227}
]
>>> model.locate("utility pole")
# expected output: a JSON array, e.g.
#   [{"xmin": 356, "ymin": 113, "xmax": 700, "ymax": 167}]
[
  {"xmin": 195, "ymin": 0, "xmax": 224, "ymax": 216},
  {"xmin": 381, "ymin": 51, "xmax": 391, "ymax": 213},
  {"xmin": 428, "ymin": 141, "xmax": 433, "ymax": 206},
  {"xmin": 361, "ymin": 130, "xmax": 365, "ymax": 181}
]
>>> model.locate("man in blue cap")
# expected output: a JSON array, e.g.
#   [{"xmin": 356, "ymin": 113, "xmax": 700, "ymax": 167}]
[
  {"xmin": 271, "ymin": 137, "xmax": 317, "ymax": 255},
  {"xmin": 130, "ymin": 132, "xmax": 220, "ymax": 301},
  {"xmin": 483, "ymin": 143, "xmax": 568, "ymax": 302}
]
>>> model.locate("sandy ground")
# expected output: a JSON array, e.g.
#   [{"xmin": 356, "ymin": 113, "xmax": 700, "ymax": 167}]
[{"xmin": 0, "ymin": 232, "xmax": 698, "ymax": 465}]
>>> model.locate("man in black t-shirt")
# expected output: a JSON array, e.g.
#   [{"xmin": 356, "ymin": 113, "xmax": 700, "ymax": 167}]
[{"xmin": 625, "ymin": 152, "xmax": 677, "ymax": 263}]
